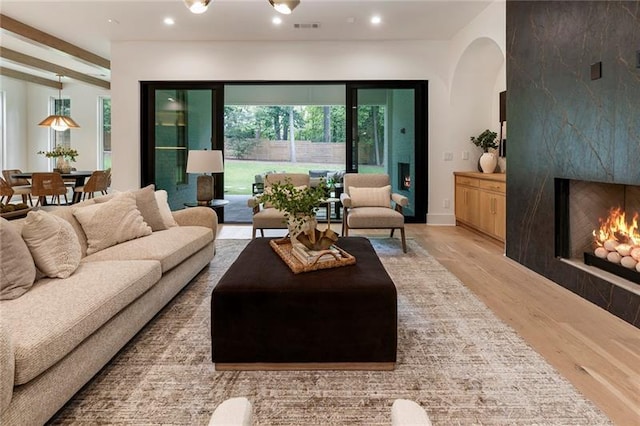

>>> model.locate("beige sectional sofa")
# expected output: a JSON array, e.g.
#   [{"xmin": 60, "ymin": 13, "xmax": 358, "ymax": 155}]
[{"xmin": 0, "ymin": 192, "xmax": 217, "ymax": 425}]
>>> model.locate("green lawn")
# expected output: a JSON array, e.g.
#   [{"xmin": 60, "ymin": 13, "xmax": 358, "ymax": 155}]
[{"xmin": 223, "ymin": 159, "xmax": 384, "ymax": 194}]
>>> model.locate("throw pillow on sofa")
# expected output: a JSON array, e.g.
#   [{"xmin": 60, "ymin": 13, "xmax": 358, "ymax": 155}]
[
  {"xmin": 95, "ymin": 185, "xmax": 167, "ymax": 231},
  {"xmin": 155, "ymin": 189, "xmax": 178, "ymax": 228},
  {"xmin": 73, "ymin": 191, "xmax": 152, "ymax": 255},
  {"xmin": 21, "ymin": 210, "xmax": 82, "ymax": 279},
  {"xmin": 0, "ymin": 218, "xmax": 36, "ymax": 299}
]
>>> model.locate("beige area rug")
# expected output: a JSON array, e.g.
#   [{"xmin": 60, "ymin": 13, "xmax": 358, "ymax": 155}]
[{"xmin": 50, "ymin": 239, "xmax": 611, "ymax": 425}]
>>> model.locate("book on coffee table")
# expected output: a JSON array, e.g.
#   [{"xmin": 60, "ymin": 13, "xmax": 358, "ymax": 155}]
[{"xmin": 292, "ymin": 244, "xmax": 341, "ymax": 265}]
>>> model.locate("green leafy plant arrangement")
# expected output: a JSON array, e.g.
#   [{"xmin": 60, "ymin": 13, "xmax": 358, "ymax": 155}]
[
  {"xmin": 37, "ymin": 145, "xmax": 79, "ymax": 161},
  {"xmin": 470, "ymin": 129, "xmax": 498, "ymax": 152},
  {"xmin": 258, "ymin": 178, "xmax": 328, "ymax": 233}
]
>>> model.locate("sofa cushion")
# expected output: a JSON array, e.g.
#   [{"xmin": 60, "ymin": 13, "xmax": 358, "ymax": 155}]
[
  {"xmin": 0, "ymin": 260, "xmax": 162, "ymax": 385},
  {"xmin": 82, "ymin": 226, "xmax": 213, "ymax": 273},
  {"xmin": 346, "ymin": 206, "xmax": 404, "ymax": 228},
  {"xmin": 21, "ymin": 210, "xmax": 82, "ymax": 279},
  {"xmin": 0, "ymin": 218, "xmax": 36, "ymax": 300},
  {"xmin": 73, "ymin": 192, "xmax": 152, "ymax": 255},
  {"xmin": 252, "ymin": 207, "xmax": 288, "ymax": 229}
]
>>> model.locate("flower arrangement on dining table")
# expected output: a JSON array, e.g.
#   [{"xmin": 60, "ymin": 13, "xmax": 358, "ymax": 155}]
[
  {"xmin": 37, "ymin": 145, "xmax": 79, "ymax": 161},
  {"xmin": 258, "ymin": 178, "xmax": 329, "ymax": 236}
]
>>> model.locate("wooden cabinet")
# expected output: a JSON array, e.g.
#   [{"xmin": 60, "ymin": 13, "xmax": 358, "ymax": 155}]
[
  {"xmin": 454, "ymin": 175, "xmax": 480, "ymax": 227},
  {"xmin": 454, "ymin": 172, "xmax": 506, "ymax": 243}
]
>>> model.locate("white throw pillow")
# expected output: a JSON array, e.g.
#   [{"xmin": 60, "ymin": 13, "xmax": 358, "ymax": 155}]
[
  {"xmin": 73, "ymin": 192, "xmax": 152, "ymax": 255},
  {"xmin": 21, "ymin": 210, "xmax": 82, "ymax": 279},
  {"xmin": 349, "ymin": 185, "xmax": 391, "ymax": 208},
  {"xmin": 0, "ymin": 218, "xmax": 36, "ymax": 299},
  {"xmin": 155, "ymin": 190, "xmax": 178, "ymax": 228}
]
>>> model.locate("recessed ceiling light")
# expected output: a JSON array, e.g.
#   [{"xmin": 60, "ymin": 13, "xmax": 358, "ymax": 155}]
[
  {"xmin": 164, "ymin": 17, "xmax": 175, "ymax": 26},
  {"xmin": 371, "ymin": 15, "xmax": 382, "ymax": 25},
  {"xmin": 108, "ymin": 18, "xmax": 120, "ymax": 25},
  {"xmin": 272, "ymin": 16, "xmax": 283, "ymax": 25}
]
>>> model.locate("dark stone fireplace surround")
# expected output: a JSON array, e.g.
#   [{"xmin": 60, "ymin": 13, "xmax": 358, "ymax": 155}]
[{"xmin": 506, "ymin": 1, "xmax": 640, "ymax": 327}]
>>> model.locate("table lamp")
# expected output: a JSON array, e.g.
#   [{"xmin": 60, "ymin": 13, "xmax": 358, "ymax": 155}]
[{"xmin": 186, "ymin": 150, "xmax": 224, "ymax": 206}]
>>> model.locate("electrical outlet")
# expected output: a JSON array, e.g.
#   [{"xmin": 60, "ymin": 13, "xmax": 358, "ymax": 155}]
[
  {"xmin": 443, "ymin": 199, "xmax": 450, "ymax": 209},
  {"xmin": 462, "ymin": 151, "xmax": 469, "ymax": 160},
  {"xmin": 443, "ymin": 152, "xmax": 453, "ymax": 161}
]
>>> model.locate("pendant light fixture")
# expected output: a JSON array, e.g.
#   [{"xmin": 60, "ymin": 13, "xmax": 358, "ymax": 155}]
[
  {"xmin": 184, "ymin": 0, "xmax": 211, "ymax": 14},
  {"xmin": 38, "ymin": 75, "xmax": 80, "ymax": 132},
  {"xmin": 269, "ymin": 0, "xmax": 300, "ymax": 15}
]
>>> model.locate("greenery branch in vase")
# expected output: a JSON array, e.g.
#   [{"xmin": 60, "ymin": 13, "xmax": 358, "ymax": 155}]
[
  {"xmin": 258, "ymin": 178, "xmax": 338, "ymax": 249},
  {"xmin": 470, "ymin": 129, "xmax": 498, "ymax": 173},
  {"xmin": 38, "ymin": 145, "xmax": 78, "ymax": 173}
]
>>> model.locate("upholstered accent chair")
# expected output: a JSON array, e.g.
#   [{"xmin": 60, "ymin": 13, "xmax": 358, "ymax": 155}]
[
  {"xmin": 2, "ymin": 169, "xmax": 33, "ymax": 206},
  {"xmin": 248, "ymin": 173, "xmax": 310, "ymax": 239},
  {"xmin": 73, "ymin": 170, "xmax": 109, "ymax": 201},
  {"xmin": 31, "ymin": 172, "xmax": 68, "ymax": 206},
  {"xmin": 341, "ymin": 173, "xmax": 409, "ymax": 253}
]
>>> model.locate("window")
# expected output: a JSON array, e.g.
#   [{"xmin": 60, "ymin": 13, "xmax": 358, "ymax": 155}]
[{"xmin": 99, "ymin": 96, "xmax": 111, "ymax": 169}]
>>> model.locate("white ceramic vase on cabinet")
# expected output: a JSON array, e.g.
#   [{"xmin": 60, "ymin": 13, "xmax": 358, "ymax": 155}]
[{"xmin": 479, "ymin": 152, "xmax": 498, "ymax": 173}]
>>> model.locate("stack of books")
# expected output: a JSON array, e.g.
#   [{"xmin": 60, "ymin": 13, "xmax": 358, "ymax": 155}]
[{"xmin": 292, "ymin": 244, "xmax": 341, "ymax": 265}]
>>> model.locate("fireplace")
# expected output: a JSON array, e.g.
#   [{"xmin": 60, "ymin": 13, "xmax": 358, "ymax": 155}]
[{"xmin": 555, "ymin": 179, "xmax": 640, "ymax": 293}]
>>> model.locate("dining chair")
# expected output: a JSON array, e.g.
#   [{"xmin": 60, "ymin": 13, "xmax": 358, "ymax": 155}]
[
  {"xmin": 73, "ymin": 170, "xmax": 109, "ymax": 201},
  {"xmin": 2, "ymin": 169, "xmax": 33, "ymax": 206},
  {"xmin": 0, "ymin": 177, "xmax": 15, "ymax": 204},
  {"xmin": 31, "ymin": 172, "xmax": 68, "ymax": 206}
]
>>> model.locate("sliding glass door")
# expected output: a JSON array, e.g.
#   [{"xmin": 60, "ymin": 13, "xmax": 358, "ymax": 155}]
[
  {"xmin": 141, "ymin": 82, "xmax": 224, "ymax": 214},
  {"xmin": 347, "ymin": 83, "xmax": 427, "ymax": 222}
]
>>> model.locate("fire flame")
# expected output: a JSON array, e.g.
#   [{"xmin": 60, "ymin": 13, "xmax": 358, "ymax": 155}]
[{"xmin": 592, "ymin": 207, "xmax": 640, "ymax": 247}]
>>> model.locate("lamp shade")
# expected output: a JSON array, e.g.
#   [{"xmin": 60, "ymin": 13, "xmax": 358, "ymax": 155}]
[
  {"xmin": 187, "ymin": 150, "xmax": 224, "ymax": 174},
  {"xmin": 38, "ymin": 115, "xmax": 80, "ymax": 132}
]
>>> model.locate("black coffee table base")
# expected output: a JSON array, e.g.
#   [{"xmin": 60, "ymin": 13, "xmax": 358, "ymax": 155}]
[{"xmin": 211, "ymin": 237, "xmax": 397, "ymax": 370}]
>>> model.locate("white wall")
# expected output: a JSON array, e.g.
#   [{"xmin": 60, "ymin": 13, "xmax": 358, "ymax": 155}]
[
  {"xmin": 427, "ymin": 0, "xmax": 506, "ymax": 225},
  {"xmin": 111, "ymin": 3, "xmax": 506, "ymax": 223},
  {"xmin": 1, "ymin": 77, "xmax": 109, "ymax": 173},
  {"xmin": 111, "ymin": 39, "xmax": 451, "ymax": 202}
]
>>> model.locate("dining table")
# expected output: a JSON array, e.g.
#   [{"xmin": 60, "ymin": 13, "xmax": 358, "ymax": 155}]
[{"xmin": 12, "ymin": 171, "xmax": 94, "ymax": 204}]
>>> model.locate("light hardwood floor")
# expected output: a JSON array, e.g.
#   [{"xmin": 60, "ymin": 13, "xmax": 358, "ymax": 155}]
[{"xmin": 217, "ymin": 223, "xmax": 640, "ymax": 425}]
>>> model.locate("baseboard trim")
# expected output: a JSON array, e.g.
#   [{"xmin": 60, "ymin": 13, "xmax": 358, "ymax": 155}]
[{"xmin": 426, "ymin": 213, "xmax": 456, "ymax": 226}]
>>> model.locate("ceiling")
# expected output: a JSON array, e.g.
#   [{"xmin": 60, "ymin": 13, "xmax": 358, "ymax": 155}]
[{"xmin": 0, "ymin": 0, "xmax": 493, "ymax": 89}]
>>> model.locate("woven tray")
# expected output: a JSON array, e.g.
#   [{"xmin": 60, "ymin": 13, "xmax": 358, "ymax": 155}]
[{"xmin": 269, "ymin": 238, "xmax": 356, "ymax": 274}]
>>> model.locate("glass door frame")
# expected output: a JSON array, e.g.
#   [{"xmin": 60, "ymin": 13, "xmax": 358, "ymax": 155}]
[
  {"xmin": 140, "ymin": 81, "xmax": 225, "ymax": 198},
  {"xmin": 346, "ymin": 81, "xmax": 428, "ymax": 223}
]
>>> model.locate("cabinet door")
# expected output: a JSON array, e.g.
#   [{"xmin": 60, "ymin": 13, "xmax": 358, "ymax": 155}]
[
  {"xmin": 493, "ymin": 193, "xmax": 506, "ymax": 240},
  {"xmin": 479, "ymin": 191, "xmax": 495, "ymax": 234},
  {"xmin": 455, "ymin": 186, "xmax": 479, "ymax": 226}
]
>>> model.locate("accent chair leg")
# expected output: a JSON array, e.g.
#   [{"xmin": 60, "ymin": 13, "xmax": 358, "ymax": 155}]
[
  {"xmin": 260, "ymin": 229, "xmax": 264, "ymax": 237},
  {"xmin": 252, "ymin": 227, "xmax": 256, "ymax": 239},
  {"xmin": 390, "ymin": 229, "xmax": 395, "ymax": 238},
  {"xmin": 400, "ymin": 227, "xmax": 407, "ymax": 253}
]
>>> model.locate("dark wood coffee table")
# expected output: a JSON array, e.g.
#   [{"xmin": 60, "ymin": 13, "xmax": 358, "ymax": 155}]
[{"xmin": 211, "ymin": 237, "xmax": 397, "ymax": 370}]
